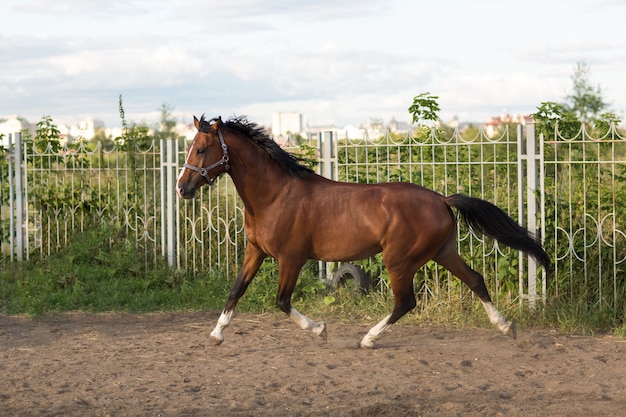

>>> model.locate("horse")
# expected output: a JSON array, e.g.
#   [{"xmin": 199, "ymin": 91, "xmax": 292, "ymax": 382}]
[{"xmin": 176, "ymin": 115, "xmax": 551, "ymax": 348}]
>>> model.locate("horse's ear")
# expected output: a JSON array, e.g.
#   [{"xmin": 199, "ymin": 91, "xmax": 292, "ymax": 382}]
[
  {"xmin": 193, "ymin": 116, "xmax": 200, "ymax": 130},
  {"xmin": 211, "ymin": 116, "xmax": 223, "ymax": 131}
]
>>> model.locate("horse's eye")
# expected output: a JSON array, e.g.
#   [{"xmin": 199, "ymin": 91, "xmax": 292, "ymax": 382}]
[{"xmin": 197, "ymin": 148, "xmax": 206, "ymax": 155}]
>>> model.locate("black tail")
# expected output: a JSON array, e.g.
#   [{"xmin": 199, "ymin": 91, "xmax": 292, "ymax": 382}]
[{"xmin": 445, "ymin": 194, "xmax": 552, "ymax": 274}]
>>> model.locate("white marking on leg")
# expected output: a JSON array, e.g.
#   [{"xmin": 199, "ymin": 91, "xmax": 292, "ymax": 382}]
[
  {"xmin": 481, "ymin": 300, "xmax": 516, "ymax": 338},
  {"xmin": 289, "ymin": 308, "xmax": 327, "ymax": 339},
  {"xmin": 210, "ymin": 310, "xmax": 233, "ymax": 345},
  {"xmin": 360, "ymin": 314, "xmax": 392, "ymax": 348}
]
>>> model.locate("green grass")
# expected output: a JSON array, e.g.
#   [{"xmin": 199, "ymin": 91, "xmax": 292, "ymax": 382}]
[
  {"xmin": 1, "ymin": 226, "xmax": 624, "ymax": 337},
  {"xmin": 0, "ymin": 226, "xmax": 230, "ymax": 315}
]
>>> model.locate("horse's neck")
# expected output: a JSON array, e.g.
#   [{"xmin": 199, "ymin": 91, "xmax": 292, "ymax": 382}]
[{"xmin": 227, "ymin": 143, "xmax": 295, "ymax": 211}]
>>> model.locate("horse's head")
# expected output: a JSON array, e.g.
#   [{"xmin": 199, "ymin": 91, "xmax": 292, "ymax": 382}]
[{"xmin": 176, "ymin": 115, "xmax": 230, "ymax": 199}]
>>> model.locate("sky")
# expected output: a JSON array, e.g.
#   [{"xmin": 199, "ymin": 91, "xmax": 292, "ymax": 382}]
[{"xmin": 1, "ymin": 0, "xmax": 625, "ymax": 130}]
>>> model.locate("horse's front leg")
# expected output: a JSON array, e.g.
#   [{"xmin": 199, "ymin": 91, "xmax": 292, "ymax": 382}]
[
  {"xmin": 210, "ymin": 245, "xmax": 266, "ymax": 345},
  {"xmin": 276, "ymin": 261, "xmax": 327, "ymax": 340}
]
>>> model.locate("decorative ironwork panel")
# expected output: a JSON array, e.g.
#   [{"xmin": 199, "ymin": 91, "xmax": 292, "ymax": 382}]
[
  {"xmin": 335, "ymin": 127, "xmax": 521, "ymax": 306},
  {"xmin": 14, "ymin": 138, "xmax": 164, "ymax": 270},
  {"xmin": 543, "ymin": 124, "xmax": 626, "ymax": 312}
]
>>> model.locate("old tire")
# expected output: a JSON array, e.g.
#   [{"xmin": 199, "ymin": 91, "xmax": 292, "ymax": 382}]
[{"xmin": 329, "ymin": 263, "xmax": 371, "ymax": 293}]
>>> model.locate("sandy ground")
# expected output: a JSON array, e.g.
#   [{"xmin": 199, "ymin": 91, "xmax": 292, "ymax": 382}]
[{"xmin": 1, "ymin": 311, "xmax": 625, "ymax": 417}]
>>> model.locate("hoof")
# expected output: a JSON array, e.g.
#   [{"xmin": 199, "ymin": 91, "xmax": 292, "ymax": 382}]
[
  {"xmin": 314, "ymin": 322, "xmax": 327, "ymax": 340},
  {"xmin": 209, "ymin": 333, "xmax": 224, "ymax": 346},
  {"xmin": 359, "ymin": 337, "xmax": 376, "ymax": 349},
  {"xmin": 503, "ymin": 321, "xmax": 517, "ymax": 339}
]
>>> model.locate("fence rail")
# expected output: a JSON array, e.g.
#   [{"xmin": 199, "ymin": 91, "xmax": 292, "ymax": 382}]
[
  {"xmin": 542, "ymin": 124, "xmax": 626, "ymax": 312},
  {"xmin": 2, "ymin": 123, "xmax": 625, "ymax": 313}
]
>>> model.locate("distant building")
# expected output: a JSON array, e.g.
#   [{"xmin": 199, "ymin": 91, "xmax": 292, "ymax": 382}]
[
  {"xmin": 49, "ymin": 118, "xmax": 106, "ymax": 145},
  {"xmin": 67, "ymin": 118, "xmax": 105, "ymax": 141},
  {"xmin": 272, "ymin": 112, "xmax": 303, "ymax": 142},
  {"xmin": 388, "ymin": 117, "xmax": 412, "ymax": 134},
  {"xmin": 0, "ymin": 115, "xmax": 205, "ymax": 149},
  {"xmin": 0, "ymin": 115, "xmax": 35, "ymax": 148},
  {"xmin": 484, "ymin": 109, "xmax": 532, "ymax": 137},
  {"xmin": 307, "ymin": 117, "xmax": 412, "ymax": 141},
  {"xmin": 341, "ymin": 125, "xmax": 367, "ymax": 140},
  {"xmin": 446, "ymin": 115, "xmax": 460, "ymax": 129}
]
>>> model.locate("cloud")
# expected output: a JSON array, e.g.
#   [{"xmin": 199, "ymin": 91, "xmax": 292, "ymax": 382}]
[
  {"xmin": 11, "ymin": 0, "xmax": 159, "ymax": 16},
  {"xmin": 2, "ymin": 0, "xmax": 625, "ymax": 128},
  {"xmin": 185, "ymin": 0, "xmax": 389, "ymax": 21}
]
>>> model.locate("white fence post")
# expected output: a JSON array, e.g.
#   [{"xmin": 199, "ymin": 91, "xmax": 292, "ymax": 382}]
[
  {"xmin": 318, "ymin": 131, "xmax": 337, "ymax": 281},
  {"xmin": 8, "ymin": 132, "xmax": 25, "ymax": 261},
  {"xmin": 161, "ymin": 138, "xmax": 179, "ymax": 268},
  {"xmin": 8, "ymin": 133, "xmax": 15, "ymax": 260},
  {"xmin": 319, "ymin": 131, "xmax": 337, "ymax": 180},
  {"xmin": 517, "ymin": 123, "xmax": 544, "ymax": 308}
]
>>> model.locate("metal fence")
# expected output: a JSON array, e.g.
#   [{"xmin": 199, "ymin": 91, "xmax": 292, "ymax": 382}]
[
  {"xmin": 542, "ymin": 125, "xmax": 626, "ymax": 312},
  {"xmin": 325, "ymin": 126, "xmax": 534, "ymax": 307},
  {"xmin": 1, "ymin": 133, "xmax": 166, "ymax": 270},
  {"xmin": 2, "ymin": 124, "xmax": 625, "ymax": 312}
]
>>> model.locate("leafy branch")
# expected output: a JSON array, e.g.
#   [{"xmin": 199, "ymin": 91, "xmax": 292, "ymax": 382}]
[{"xmin": 408, "ymin": 92, "xmax": 441, "ymax": 124}]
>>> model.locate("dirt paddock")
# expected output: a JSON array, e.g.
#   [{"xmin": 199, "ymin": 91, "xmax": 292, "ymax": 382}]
[{"xmin": 1, "ymin": 311, "xmax": 625, "ymax": 417}]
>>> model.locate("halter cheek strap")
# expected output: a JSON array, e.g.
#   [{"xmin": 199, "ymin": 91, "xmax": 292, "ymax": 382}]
[{"xmin": 183, "ymin": 129, "xmax": 230, "ymax": 186}]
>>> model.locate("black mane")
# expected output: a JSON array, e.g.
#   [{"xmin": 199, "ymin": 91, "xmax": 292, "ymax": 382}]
[{"xmin": 198, "ymin": 115, "xmax": 314, "ymax": 179}]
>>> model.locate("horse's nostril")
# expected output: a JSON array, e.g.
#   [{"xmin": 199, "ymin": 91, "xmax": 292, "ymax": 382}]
[{"xmin": 176, "ymin": 183, "xmax": 195, "ymax": 199}]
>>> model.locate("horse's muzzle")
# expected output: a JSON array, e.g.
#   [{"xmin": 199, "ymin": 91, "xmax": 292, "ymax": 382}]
[{"xmin": 176, "ymin": 183, "xmax": 196, "ymax": 199}]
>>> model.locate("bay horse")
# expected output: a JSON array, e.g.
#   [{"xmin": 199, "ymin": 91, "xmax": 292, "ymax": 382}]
[{"xmin": 176, "ymin": 115, "xmax": 551, "ymax": 348}]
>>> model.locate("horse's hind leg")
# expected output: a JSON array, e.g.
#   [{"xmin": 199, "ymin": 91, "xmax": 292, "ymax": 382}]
[
  {"xmin": 360, "ymin": 264, "xmax": 418, "ymax": 348},
  {"xmin": 433, "ymin": 240, "xmax": 516, "ymax": 339}
]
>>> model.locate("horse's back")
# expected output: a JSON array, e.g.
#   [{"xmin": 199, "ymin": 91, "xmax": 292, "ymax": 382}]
[
  {"xmin": 311, "ymin": 179, "xmax": 450, "ymax": 221},
  {"xmin": 299, "ymin": 179, "xmax": 455, "ymax": 261}
]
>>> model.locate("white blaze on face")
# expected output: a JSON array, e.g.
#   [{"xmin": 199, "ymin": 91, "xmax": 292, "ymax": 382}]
[
  {"xmin": 175, "ymin": 139, "xmax": 196, "ymax": 197},
  {"xmin": 175, "ymin": 166, "xmax": 190, "ymax": 198},
  {"xmin": 176, "ymin": 166, "xmax": 186, "ymax": 183}
]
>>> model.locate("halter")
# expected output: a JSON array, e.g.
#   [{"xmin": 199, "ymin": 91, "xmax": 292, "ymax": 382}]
[{"xmin": 183, "ymin": 128, "xmax": 230, "ymax": 186}]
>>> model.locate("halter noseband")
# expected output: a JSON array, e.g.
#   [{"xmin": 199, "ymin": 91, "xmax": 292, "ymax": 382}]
[{"xmin": 183, "ymin": 128, "xmax": 230, "ymax": 186}]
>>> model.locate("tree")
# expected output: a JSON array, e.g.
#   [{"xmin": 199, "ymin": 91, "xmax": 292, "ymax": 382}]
[
  {"xmin": 90, "ymin": 126, "xmax": 114, "ymax": 151},
  {"xmin": 33, "ymin": 115, "xmax": 62, "ymax": 153},
  {"xmin": 531, "ymin": 101, "xmax": 581, "ymax": 139},
  {"xmin": 566, "ymin": 62, "xmax": 608, "ymax": 124},
  {"xmin": 116, "ymin": 95, "xmax": 152, "ymax": 151},
  {"xmin": 532, "ymin": 62, "xmax": 619, "ymax": 138},
  {"xmin": 408, "ymin": 92, "xmax": 443, "ymax": 142},
  {"xmin": 156, "ymin": 103, "xmax": 179, "ymax": 141},
  {"xmin": 408, "ymin": 92, "xmax": 440, "ymax": 125}
]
